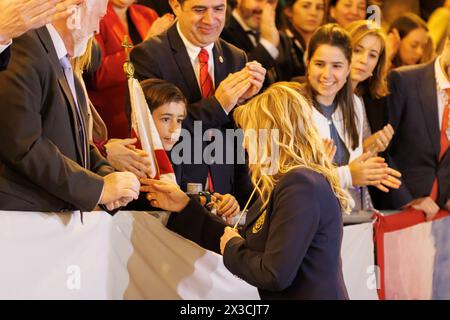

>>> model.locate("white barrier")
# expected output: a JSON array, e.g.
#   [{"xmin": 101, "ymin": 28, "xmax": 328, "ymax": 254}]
[{"xmin": 0, "ymin": 210, "xmax": 377, "ymax": 300}]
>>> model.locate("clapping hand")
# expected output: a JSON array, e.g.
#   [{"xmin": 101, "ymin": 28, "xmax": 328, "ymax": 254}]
[
  {"xmin": 145, "ymin": 13, "xmax": 175, "ymax": 40},
  {"xmin": 363, "ymin": 124, "xmax": 394, "ymax": 154},
  {"xmin": 323, "ymin": 138, "xmax": 337, "ymax": 162},
  {"xmin": 0, "ymin": 0, "xmax": 85, "ymax": 44}
]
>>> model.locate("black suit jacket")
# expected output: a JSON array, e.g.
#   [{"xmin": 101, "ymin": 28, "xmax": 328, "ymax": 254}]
[
  {"xmin": 221, "ymin": 14, "xmax": 303, "ymax": 87},
  {"xmin": 387, "ymin": 60, "xmax": 450, "ymax": 208},
  {"xmin": 130, "ymin": 24, "xmax": 253, "ymax": 206},
  {"xmin": 363, "ymin": 93, "xmax": 388, "ymax": 134},
  {"xmin": 0, "ymin": 46, "xmax": 10, "ymax": 71},
  {"xmin": 0, "ymin": 27, "xmax": 114, "ymax": 211},
  {"xmin": 362, "ymin": 93, "xmax": 391, "ymax": 209},
  {"xmin": 171, "ymin": 168, "xmax": 349, "ymax": 300}
]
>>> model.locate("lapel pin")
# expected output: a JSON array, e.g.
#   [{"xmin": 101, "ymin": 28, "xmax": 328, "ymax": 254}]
[{"xmin": 219, "ymin": 56, "xmax": 224, "ymax": 63}]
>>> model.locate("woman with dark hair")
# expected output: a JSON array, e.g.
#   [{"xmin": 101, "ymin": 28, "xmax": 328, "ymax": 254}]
[
  {"xmin": 282, "ymin": 0, "xmax": 327, "ymax": 76},
  {"xmin": 346, "ymin": 20, "xmax": 396, "ymax": 209},
  {"xmin": 328, "ymin": 0, "xmax": 369, "ymax": 28},
  {"xmin": 305, "ymin": 24, "xmax": 401, "ymax": 211},
  {"xmin": 388, "ymin": 13, "xmax": 435, "ymax": 68},
  {"xmin": 346, "ymin": 20, "xmax": 391, "ymax": 142}
]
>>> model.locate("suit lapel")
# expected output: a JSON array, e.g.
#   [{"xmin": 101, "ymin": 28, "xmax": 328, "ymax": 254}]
[
  {"xmin": 213, "ymin": 40, "xmax": 226, "ymax": 85},
  {"xmin": 35, "ymin": 27, "xmax": 85, "ymax": 165},
  {"xmin": 225, "ymin": 15, "xmax": 254, "ymax": 52},
  {"xmin": 417, "ymin": 61, "xmax": 440, "ymax": 159},
  {"xmin": 167, "ymin": 25, "xmax": 202, "ymax": 102},
  {"xmin": 243, "ymin": 197, "xmax": 267, "ymax": 232}
]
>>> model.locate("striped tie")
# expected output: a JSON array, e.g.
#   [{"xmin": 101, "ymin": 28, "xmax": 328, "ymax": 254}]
[
  {"xmin": 198, "ymin": 48, "xmax": 215, "ymax": 192},
  {"xmin": 198, "ymin": 48, "xmax": 214, "ymax": 98}
]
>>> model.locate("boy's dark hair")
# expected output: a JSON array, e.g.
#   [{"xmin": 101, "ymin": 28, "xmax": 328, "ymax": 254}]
[{"xmin": 140, "ymin": 78, "xmax": 187, "ymax": 113}]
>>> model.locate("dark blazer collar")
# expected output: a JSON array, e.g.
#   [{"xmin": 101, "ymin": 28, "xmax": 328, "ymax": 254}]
[
  {"xmin": 417, "ymin": 59, "xmax": 440, "ymax": 158},
  {"xmin": 223, "ymin": 13, "xmax": 254, "ymax": 51},
  {"xmin": 167, "ymin": 24, "xmax": 227, "ymax": 100},
  {"xmin": 35, "ymin": 27, "xmax": 87, "ymax": 166},
  {"xmin": 243, "ymin": 196, "xmax": 269, "ymax": 231}
]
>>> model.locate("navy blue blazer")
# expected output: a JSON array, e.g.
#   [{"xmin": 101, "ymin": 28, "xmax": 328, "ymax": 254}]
[
  {"xmin": 170, "ymin": 168, "xmax": 348, "ymax": 300},
  {"xmin": 130, "ymin": 24, "xmax": 253, "ymax": 207},
  {"xmin": 387, "ymin": 60, "xmax": 450, "ymax": 208}
]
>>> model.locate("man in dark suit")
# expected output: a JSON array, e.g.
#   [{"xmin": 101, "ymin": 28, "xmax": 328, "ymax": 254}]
[
  {"xmin": 131, "ymin": 0, "xmax": 266, "ymax": 207},
  {"xmin": 0, "ymin": 0, "xmax": 140, "ymax": 212},
  {"xmin": 0, "ymin": 0, "xmax": 85, "ymax": 71},
  {"xmin": 387, "ymin": 36, "xmax": 450, "ymax": 219},
  {"xmin": 221, "ymin": 0, "xmax": 302, "ymax": 87}
]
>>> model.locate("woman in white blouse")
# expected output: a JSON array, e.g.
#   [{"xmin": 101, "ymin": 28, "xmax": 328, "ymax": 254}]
[{"xmin": 303, "ymin": 23, "xmax": 401, "ymax": 211}]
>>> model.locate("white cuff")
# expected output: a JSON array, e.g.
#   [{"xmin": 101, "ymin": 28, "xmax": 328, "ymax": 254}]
[
  {"xmin": 337, "ymin": 165, "xmax": 353, "ymax": 189},
  {"xmin": 259, "ymin": 38, "xmax": 279, "ymax": 59},
  {"xmin": 0, "ymin": 40, "xmax": 12, "ymax": 54}
]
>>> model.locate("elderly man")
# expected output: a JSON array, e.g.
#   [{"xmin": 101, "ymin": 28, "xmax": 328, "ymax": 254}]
[
  {"xmin": 0, "ymin": 0, "xmax": 84, "ymax": 70},
  {"xmin": 0, "ymin": 0, "xmax": 140, "ymax": 212}
]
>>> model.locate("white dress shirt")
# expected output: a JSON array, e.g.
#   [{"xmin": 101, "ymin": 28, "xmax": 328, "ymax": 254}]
[
  {"xmin": 176, "ymin": 22, "xmax": 215, "ymax": 88},
  {"xmin": 0, "ymin": 40, "xmax": 12, "ymax": 54},
  {"xmin": 46, "ymin": 24, "xmax": 68, "ymax": 60}
]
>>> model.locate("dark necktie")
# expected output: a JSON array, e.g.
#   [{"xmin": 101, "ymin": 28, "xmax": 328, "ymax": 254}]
[
  {"xmin": 197, "ymin": 48, "xmax": 215, "ymax": 192},
  {"xmin": 60, "ymin": 55, "xmax": 87, "ymax": 168},
  {"xmin": 246, "ymin": 30, "xmax": 261, "ymax": 43}
]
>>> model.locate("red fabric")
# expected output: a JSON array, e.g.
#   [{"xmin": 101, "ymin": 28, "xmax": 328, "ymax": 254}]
[
  {"xmin": 430, "ymin": 89, "xmax": 450, "ymax": 201},
  {"xmin": 198, "ymin": 49, "xmax": 214, "ymax": 98},
  {"xmin": 198, "ymin": 48, "xmax": 215, "ymax": 192},
  {"xmin": 130, "ymin": 125, "xmax": 175, "ymax": 181},
  {"xmin": 87, "ymin": 3, "xmax": 158, "ymax": 139},
  {"xmin": 93, "ymin": 138, "xmax": 108, "ymax": 158},
  {"xmin": 373, "ymin": 209, "xmax": 450, "ymax": 299}
]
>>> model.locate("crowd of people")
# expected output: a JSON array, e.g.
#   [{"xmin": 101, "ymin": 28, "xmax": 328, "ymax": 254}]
[{"xmin": 0, "ymin": 0, "xmax": 449, "ymax": 300}]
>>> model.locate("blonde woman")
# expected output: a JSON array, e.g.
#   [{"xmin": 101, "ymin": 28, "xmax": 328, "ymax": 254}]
[{"xmin": 141, "ymin": 82, "xmax": 350, "ymax": 300}]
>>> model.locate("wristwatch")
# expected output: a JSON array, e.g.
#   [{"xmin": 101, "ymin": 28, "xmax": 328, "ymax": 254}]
[{"xmin": 198, "ymin": 191, "xmax": 212, "ymax": 207}]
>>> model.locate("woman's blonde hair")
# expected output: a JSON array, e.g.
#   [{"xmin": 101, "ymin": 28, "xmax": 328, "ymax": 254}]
[
  {"xmin": 346, "ymin": 20, "xmax": 389, "ymax": 99},
  {"xmin": 233, "ymin": 82, "xmax": 350, "ymax": 213},
  {"xmin": 72, "ymin": 37, "xmax": 94, "ymax": 77}
]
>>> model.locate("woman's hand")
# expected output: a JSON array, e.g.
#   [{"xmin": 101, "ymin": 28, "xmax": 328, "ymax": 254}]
[
  {"xmin": 363, "ymin": 124, "xmax": 394, "ymax": 154},
  {"xmin": 349, "ymin": 152, "xmax": 389, "ymax": 187},
  {"xmin": 105, "ymin": 138, "xmax": 152, "ymax": 178},
  {"xmin": 145, "ymin": 13, "xmax": 175, "ymax": 40},
  {"xmin": 214, "ymin": 193, "xmax": 240, "ymax": 223},
  {"xmin": 374, "ymin": 167, "xmax": 402, "ymax": 192},
  {"xmin": 220, "ymin": 226, "xmax": 242, "ymax": 255},
  {"xmin": 140, "ymin": 179, "xmax": 190, "ymax": 212},
  {"xmin": 323, "ymin": 138, "xmax": 337, "ymax": 162}
]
